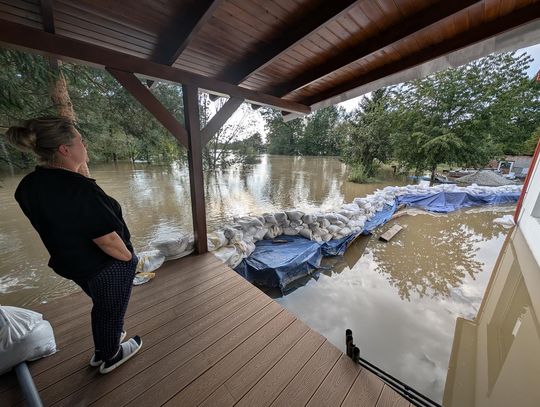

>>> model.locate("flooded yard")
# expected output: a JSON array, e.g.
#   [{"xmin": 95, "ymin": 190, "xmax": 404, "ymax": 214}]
[
  {"xmin": 0, "ymin": 155, "xmax": 515, "ymax": 403},
  {"xmin": 0, "ymin": 155, "xmax": 407, "ymax": 306},
  {"xmin": 272, "ymin": 207, "xmax": 512, "ymax": 403}
]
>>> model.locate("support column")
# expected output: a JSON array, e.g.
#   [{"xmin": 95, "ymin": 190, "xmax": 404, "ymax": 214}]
[{"xmin": 182, "ymin": 83, "xmax": 208, "ymax": 254}]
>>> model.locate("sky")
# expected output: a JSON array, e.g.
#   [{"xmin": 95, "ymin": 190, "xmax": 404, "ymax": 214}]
[{"xmin": 213, "ymin": 43, "xmax": 540, "ymax": 141}]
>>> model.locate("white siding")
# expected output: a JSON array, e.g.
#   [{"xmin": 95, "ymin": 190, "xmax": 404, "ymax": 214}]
[{"xmin": 518, "ymin": 153, "xmax": 540, "ymax": 266}]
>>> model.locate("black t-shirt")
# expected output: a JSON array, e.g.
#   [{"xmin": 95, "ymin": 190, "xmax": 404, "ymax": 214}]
[{"xmin": 15, "ymin": 166, "xmax": 133, "ymax": 281}]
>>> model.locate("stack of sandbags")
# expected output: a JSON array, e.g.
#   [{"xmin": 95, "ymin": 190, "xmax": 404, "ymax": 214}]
[{"xmin": 205, "ymin": 183, "xmax": 523, "ymax": 269}]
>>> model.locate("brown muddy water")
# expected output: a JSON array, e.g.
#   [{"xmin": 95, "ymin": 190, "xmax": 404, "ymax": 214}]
[{"xmin": 0, "ymin": 155, "xmax": 515, "ymax": 403}]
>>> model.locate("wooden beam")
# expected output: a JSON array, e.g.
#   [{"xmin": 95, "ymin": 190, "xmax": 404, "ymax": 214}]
[
  {"xmin": 39, "ymin": 0, "xmax": 55, "ymax": 34},
  {"xmin": 201, "ymin": 97, "xmax": 243, "ymax": 145},
  {"xmin": 304, "ymin": 3, "xmax": 540, "ymax": 106},
  {"xmin": 272, "ymin": 0, "xmax": 481, "ymax": 97},
  {"xmin": 106, "ymin": 68, "xmax": 189, "ymax": 149},
  {"xmin": 218, "ymin": 0, "xmax": 358, "ymax": 84},
  {"xmin": 0, "ymin": 19, "xmax": 311, "ymax": 114},
  {"xmin": 182, "ymin": 84, "xmax": 208, "ymax": 254},
  {"xmin": 146, "ymin": 0, "xmax": 221, "ymax": 88},
  {"xmin": 152, "ymin": 0, "xmax": 222, "ymax": 66}
]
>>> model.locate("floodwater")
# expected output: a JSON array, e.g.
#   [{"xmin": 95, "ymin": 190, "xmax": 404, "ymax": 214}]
[
  {"xmin": 0, "ymin": 155, "xmax": 407, "ymax": 306},
  {"xmin": 272, "ymin": 206, "xmax": 513, "ymax": 403},
  {"xmin": 0, "ymin": 155, "xmax": 516, "ymax": 403}
]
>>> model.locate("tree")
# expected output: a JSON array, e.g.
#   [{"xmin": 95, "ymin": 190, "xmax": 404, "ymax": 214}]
[
  {"xmin": 299, "ymin": 106, "xmax": 343, "ymax": 156},
  {"xmin": 391, "ymin": 51, "xmax": 539, "ymax": 176},
  {"xmin": 200, "ymin": 96, "xmax": 259, "ymax": 170},
  {"xmin": 0, "ymin": 48, "xmax": 186, "ymax": 169},
  {"xmin": 263, "ymin": 108, "xmax": 304, "ymax": 155},
  {"xmin": 523, "ymin": 127, "xmax": 540, "ymax": 155},
  {"xmin": 341, "ymin": 89, "xmax": 394, "ymax": 177}
]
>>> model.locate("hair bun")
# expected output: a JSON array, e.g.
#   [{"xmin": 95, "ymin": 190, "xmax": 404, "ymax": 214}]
[{"xmin": 5, "ymin": 126, "xmax": 37, "ymax": 152}]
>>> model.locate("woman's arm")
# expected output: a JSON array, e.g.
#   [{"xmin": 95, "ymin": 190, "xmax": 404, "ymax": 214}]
[{"xmin": 93, "ymin": 231, "xmax": 132, "ymax": 261}]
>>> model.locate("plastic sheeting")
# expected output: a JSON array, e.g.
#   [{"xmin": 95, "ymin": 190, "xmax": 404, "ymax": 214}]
[
  {"xmin": 234, "ymin": 236, "xmax": 322, "ymax": 288},
  {"xmin": 396, "ymin": 191, "xmax": 520, "ymax": 213},
  {"xmin": 362, "ymin": 202, "xmax": 398, "ymax": 232},
  {"xmin": 0, "ymin": 306, "xmax": 56, "ymax": 374}
]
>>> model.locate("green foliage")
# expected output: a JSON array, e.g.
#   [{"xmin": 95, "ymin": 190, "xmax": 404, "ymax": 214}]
[
  {"xmin": 341, "ymin": 89, "xmax": 394, "ymax": 177},
  {"xmin": 0, "ymin": 48, "xmax": 185, "ymax": 170},
  {"xmin": 523, "ymin": 127, "xmax": 540, "ymax": 155},
  {"xmin": 263, "ymin": 108, "xmax": 304, "ymax": 155},
  {"xmin": 263, "ymin": 106, "xmax": 344, "ymax": 156},
  {"xmin": 390, "ymin": 51, "xmax": 539, "ymax": 175},
  {"xmin": 298, "ymin": 106, "xmax": 343, "ymax": 155},
  {"xmin": 347, "ymin": 163, "xmax": 373, "ymax": 183}
]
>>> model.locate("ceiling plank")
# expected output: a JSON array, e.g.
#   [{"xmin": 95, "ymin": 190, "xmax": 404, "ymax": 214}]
[
  {"xmin": 106, "ymin": 68, "xmax": 189, "ymax": 149},
  {"xmin": 151, "ymin": 0, "xmax": 222, "ymax": 66},
  {"xmin": 218, "ymin": 0, "xmax": 358, "ymax": 84},
  {"xmin": 201, "ymin": 97, "xmax": 244, "ymax": 145},
  {"xmin": 303, "ymin": 2, "xmax": 540, "ymax": 107},
  {"xmin": 0, "ymin": 19, "xmax": 311, "ymax": 114},
  {"xmin": 272, "ymin": 0, "xmax": 481, "ymax": 97}
]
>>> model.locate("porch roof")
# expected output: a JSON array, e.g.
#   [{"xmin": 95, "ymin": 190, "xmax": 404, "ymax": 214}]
[{"xmin": 1, "ymin": 0, "xmax": 539, "ymax": 115}]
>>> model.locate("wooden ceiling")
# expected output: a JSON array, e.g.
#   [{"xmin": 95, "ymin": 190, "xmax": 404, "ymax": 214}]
[{"xmin": 0, "ymin": 0, "xmax": 539, "ymax": 114}]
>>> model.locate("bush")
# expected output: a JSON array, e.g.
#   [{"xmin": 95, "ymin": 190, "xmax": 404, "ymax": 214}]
[{"xmin": 348, "ymin": 163, "xmax": 372, "ymax": 183}]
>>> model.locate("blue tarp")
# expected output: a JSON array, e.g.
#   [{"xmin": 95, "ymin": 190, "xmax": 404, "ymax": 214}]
[
  {"xmin": 363, "ymin": 201, "xmax": 398, "ymax": 233},
  {"xmin": 234, "ymin": 235, "xmax": 322, "ymax": 288},
  {"xmin": 234, "ymin": 190, "xmax": 519, "ymax": 289},
  {"xmin": 396, "ymin": 191, "xmax": 520, "ymax": 213}
]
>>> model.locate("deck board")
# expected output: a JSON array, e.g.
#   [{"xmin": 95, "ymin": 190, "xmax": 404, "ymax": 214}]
[{"xmin": 0, "ymin": 253, "xmax": 409, "ymax": 407}]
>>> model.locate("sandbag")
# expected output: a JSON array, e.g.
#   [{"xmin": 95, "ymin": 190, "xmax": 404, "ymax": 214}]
[
  {"xmin": 274, "ymin": 212, "xmax": 288, "ymax": 225},
  {"xmin": 214, "ymin": 245, "xmax": 243, "ymax": 268},
  {"xmin": 151, "ymin": 234, "xmax": 190, "ymax": 259},
  {"xmin": 224, "ymin": 226, "xmax": 243, "ymax": 243},
  {"xmin": 136, "ymin": 250, "xmax": 165, "ymax": 273},
  {"xmin": 285, "ymin": 210, "xmax": 304, "ymax": 222},
  {"xmin": 263, "ymin": 213, "xmax": 278, "ymax": 225},
  {"xmin": 0, "ymin": 306, "xmax": 56, "ymax": 374},
  {"xmin": 207, "ymin": 230, "xmax": 228, "ymax": 251},
  {"xmin": 302, "ymin": 214, "xmax": 317, "ymax": 224}
]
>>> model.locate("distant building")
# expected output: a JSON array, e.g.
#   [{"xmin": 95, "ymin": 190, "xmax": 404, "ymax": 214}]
[{"xmin": 496, "ymin": 156, "xmax": 532, "ymax": 178}]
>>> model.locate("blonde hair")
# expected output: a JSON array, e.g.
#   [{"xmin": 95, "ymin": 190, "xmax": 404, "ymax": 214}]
[{"xmin": 5, "ymin": 116, "xmax": 75, "ymax": 164}]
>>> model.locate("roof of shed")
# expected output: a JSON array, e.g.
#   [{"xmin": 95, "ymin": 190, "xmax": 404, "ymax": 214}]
[{"xmin": 0, "ymin": 0, "xmax": 539, "ymax": 114}]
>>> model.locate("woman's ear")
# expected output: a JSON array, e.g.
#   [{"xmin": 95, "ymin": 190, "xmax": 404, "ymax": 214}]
[{"xmin": 57, "ymin": 144, "xmax": 70, "ymax": 157}]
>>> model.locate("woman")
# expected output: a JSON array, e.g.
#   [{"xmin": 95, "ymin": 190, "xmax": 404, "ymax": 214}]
[{"xmin": 5, "ymin": 116, "xmax": 142, "ymax": 374}]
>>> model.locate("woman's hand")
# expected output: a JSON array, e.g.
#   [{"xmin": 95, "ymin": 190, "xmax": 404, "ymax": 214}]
[{"xmin": 93, "ymin": 231, "xmax": 132, "ymax": 261}]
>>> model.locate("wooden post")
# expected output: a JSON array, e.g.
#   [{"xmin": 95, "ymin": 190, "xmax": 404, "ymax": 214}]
[{"xmin": 182, "ymin": 84, "xmax": 208, "ymax": 254}]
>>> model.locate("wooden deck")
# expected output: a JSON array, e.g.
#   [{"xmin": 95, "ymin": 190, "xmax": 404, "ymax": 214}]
[{"xmin": 0, "ymin": 253, "xmax": 410, "ymax": 406}]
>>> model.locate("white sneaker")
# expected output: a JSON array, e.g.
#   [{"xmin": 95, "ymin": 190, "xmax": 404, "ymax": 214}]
[
  {"xmin": 99, "ymin": 336, "xmax": 142, "ymax": 374},
  {"xmin": 89, "ymin": 330, "xmax": 127, "ymax": 367}
]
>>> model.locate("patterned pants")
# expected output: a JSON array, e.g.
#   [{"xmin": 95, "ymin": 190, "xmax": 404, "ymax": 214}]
[{"xmin": 75, "ymin": 256, "xmax": 137, "ymax": 361}]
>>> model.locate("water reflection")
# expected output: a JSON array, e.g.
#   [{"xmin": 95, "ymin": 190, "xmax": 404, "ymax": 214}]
[
  {"xmin": 370, "ymin": 213, "xmax": 503, "ymax": 301},
  {"xmin": 444, "ymin": 227, "xmax": 540, "ymax": 407},
  {"xmin": 273, "ymin": 208, "xmax": 512, "ymax": 403}
]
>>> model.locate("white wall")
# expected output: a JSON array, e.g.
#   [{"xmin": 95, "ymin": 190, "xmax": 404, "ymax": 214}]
[{"xmin": 518, "ymin": 152, "xmax": 540, "ymax": 267}]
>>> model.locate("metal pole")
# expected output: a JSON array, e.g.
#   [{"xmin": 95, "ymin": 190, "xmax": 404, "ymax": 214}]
[{"xmin": 14, "ymin": 362, "xmax": 43, "ymax": 407}]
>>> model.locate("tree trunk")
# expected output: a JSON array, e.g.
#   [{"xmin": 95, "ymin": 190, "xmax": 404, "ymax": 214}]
[
  {"xmin": 48, "ymin": 60, "xmax": 91, "ymax": 177},
  {"xmin": 430, "ymin": 164, "xmax": 437, "ymax": 186}
]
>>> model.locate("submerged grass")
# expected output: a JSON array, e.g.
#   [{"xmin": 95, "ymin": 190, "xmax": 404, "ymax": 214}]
[{"xmin": 348, "ymin": 163, "xmax": 377, "ymax": 183}]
